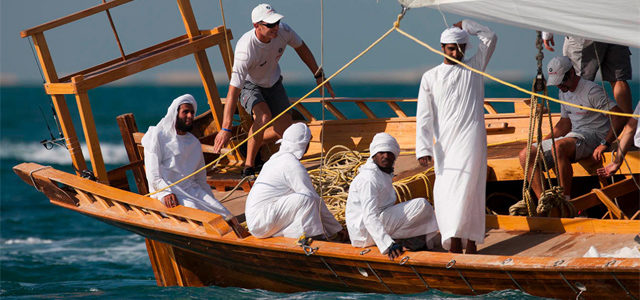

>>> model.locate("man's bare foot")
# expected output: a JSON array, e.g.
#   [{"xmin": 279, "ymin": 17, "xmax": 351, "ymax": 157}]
[
  {"xmin": 465, "ymin": 240, "xmax": 477, "ymax": 254},
  {"xmin": 449, "ymin": 237, "xmax": 463, "ymax": 253}
]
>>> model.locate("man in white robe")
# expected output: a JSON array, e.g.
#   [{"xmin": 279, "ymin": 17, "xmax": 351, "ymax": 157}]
[
  {"xmin": 245, "ymin": 123, "xmax": 345, "ymax": 240},
  {"xmin": 415, "ymin": 20, "xmax": 497, "ymax": 254},
  {"xmin": 346, "ymin": 133, "xmax": 439, "ymax": 260},
  {"xmin": 142, "ymin": 94, "xmax": 232, "ymax": 219}
]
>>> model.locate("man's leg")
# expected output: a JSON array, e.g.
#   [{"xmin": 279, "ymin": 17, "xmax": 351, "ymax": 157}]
[
  {"xmin": 519, "ymin": 145, "xmax": 544, "ymax": 199},
  {"xmin": 552, "ymin": 138, "xmax": 577, "ymax": 197},
  {"xmin": 449, "ymin": 238, "xmax": 462, "ymax": 253},
  {"xmin": 465, "ymin": 240, "xmax": 477, "ymax": 254},
  {"xmin": 611, "ymin": 80, "xmax": 632, "ymax": 113},
  {"xmin": 246, "ymin": 102, "xmax": 272, "ymax": 168}
]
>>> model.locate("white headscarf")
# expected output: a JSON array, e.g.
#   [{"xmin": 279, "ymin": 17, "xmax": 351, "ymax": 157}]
[
  {"xmin": 440, "ymin": 27, "xmax": 469, "ymax": 44},
  {"xmin": 369, "ymin": 132, "xmax": 400, "ymax": 159},
  {"xmin": 276, "ymin": 122, "xmax": 311, "ymax": 159},
  {"xmin": 141, "ymin": 94, "xmax": 198, "ymax": 157}
]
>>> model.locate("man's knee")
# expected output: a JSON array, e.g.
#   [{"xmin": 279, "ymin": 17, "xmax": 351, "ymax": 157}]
[{"xmin": 519, "ymin": 146, "xmax": 536, "ymax": 166}]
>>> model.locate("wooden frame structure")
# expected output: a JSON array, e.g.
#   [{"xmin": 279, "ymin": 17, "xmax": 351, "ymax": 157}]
[{"xmin": 20, "ymin": 0, "xmax": 241, "ymax": 183}]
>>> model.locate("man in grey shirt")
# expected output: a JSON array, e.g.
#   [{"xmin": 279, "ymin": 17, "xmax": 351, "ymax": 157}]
[{"xmin": 518, "ymin": 56, "xmax": 624, "ymax": 209}]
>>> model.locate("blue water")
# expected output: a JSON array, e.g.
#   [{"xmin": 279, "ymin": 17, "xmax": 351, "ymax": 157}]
[{"xmin": 1, "ymin": 81, "xmax": 637, "ymax": 298}]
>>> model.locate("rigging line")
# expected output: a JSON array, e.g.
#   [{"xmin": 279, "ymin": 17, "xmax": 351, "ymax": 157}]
[
  {"xmin": 27, "ymin": 37, "xmax": 46, "ymax": 83},
  {"xmin": 102, "ymin": 0, "xmax": 126, "ymax": 61},
  {"xmin": 319, "ymin": 0, "xmax": 326, "ymax": 208},
  {"xmin": 218, "ymin": 0, "xmax": 234, "ymax": 73},
  {"xmin": 393, "ymin": 27, "xmax": 640, "ymax": 119},
  {"xmin": 146, "ymin": 26, "xmax": 397, "ymax": 197}
]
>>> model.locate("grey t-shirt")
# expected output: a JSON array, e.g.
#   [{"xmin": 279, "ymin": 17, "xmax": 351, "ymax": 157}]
[{"xmin": 560, "ymin": 78, "xmax": 616, "ymax": 139}]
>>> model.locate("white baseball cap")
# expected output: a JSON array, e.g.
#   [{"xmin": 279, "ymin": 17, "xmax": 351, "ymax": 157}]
[
  {"xmin": 546, "ymin": 56, "xmax": 573, "ymax": 86},
  {"xmin": 251, "ymin": 4, "xmax": 284, "ymax": 24}
]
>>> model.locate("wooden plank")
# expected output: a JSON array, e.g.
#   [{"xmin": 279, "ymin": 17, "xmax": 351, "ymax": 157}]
[
  {"xmin": 218, "ymin": 28, "xmax": 234, "ymax": 78},
  {"xmin": 486, "ymin": 214, "xmax": 640, "ymax": 234},
  {"xmin": 176, "ymin": 0, "xmax": 200, "ymax": 38},
  {"xmin": 295, "ymin": 104, "xmax": 316, "ymax": 121},
  {"xmin": 484, "ymin": 102, "xmax": 498, "ymax": 114},
  {"xmin": 355, "ymin": 101, "xmax": 377, "ymax": 119},
  {"xmin": 20, "ymin": 0, "xmax": 134, "ymax": 37},
  {"xmin": 31, "ymin": 33, "xmax": 88, "ymax": 174},
  {"xmin": 592, "ymin": 189, "xmax": 629, "ymax": 220},
  {"xmin": 72, "ymin": 33, "xmax": 228, "ymax": 92},
  {"xmin": 44, "ymin": 83, "xmax": 76, "ymax": 95},
  {"xmin": 386, "ymin": 101, "xmax": 407, "ymax": 118},
  {"xmin": 73, "ymin": 82, "xmax": 109, "ymax": 184},
  {"xmin": 323, "ymin": 102, "xmax": 347, "ymax": 120}
]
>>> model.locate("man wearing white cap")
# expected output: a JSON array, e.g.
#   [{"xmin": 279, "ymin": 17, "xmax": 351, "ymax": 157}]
[
  {"xmin": 415, "ymin": 20, "xmax": 497, "ymax": 254},
  {"xmin": 517, "ymin": 56, "xmax": 623, "ymax": 211},
  {"xmin": 245, "ymin": 123, "xmax": 345, "ymax": 240},
  {"xmin": 142, "ymin": 94, "xmax": 233, "ymax": 219},
  {"xmin": 213, "ymin": 4, "xmax": 335, "ymax": 177},
  {"xmin": 346, "ymin": 133, "xmax": 439, "ymax": 260},
  {"xmin": 542, "ymin": 32, "xmax": 633, "ymax": 114}
]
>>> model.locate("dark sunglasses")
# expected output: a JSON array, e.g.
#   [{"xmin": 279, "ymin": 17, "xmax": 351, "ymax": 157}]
[
  {"xmin": 560, "ymin": 70, "xmax": 571, "ymax": 85},
  {"xmin": 260, "ymin": 20, "xmax": 280, "ymax": 28}
]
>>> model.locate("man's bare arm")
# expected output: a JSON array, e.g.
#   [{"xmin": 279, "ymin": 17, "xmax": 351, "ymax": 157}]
[
  {"xmin": 213, "ymin": 85, "xmax": 241, "ymax": 153},
  {"xmin": 545, "ymin": 117, "xmax": 571, "ymax": 139},
  {"xmin": 294, "ymin": 42, "xmax": 335, "ymax": 98}
]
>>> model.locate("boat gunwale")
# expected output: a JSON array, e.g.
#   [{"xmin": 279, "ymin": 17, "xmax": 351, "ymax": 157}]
[{"xmin": 14, "ymin": 162, "xmax": 640, "ymax": 273}]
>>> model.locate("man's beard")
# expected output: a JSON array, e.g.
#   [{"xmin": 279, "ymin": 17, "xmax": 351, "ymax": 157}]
[
  {"xmin": 175, "ymin": 117, "xmax": 193, "ymax": 132},
  {"xmin": 376, "ymin": 164, "xmax": 394, "ymax": 174}
]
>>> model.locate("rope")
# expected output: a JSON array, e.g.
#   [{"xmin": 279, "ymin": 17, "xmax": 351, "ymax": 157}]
[
  {"xmin": 145, "ymin": 26, "xmax": 396, "ymax": 197},
  {"xmin": 309, "ymin": 146, "xmax": 434, "ymax": 227},
  {"xmin": 393, "ymin": 27, "xmax": 640, "ymax": 118}
]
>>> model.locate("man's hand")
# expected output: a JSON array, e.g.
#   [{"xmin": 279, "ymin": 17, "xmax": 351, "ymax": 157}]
[
  {"xmin": 418, "ymin": 156, "xmax": 433, "ymax": 167},
  {"xmin": 453, "ymin": 21, "xmax": 462, "ymax": 29},
  {"xmin": 543, "ymin": 36, "xmax": 555, "ymax": 52},
  {"xmin": 213, "ymin": 130, "xmax": 232, "ymax": 153},
  {"xmin": 387, "ymin": 242, "xmax": 404, "ymax": 260},
  {"xmin": 592, "ymin": 144, "xmax": 607, "ymax": 161},
  {"xmin": 597, "ymin": 162, "xmax": 622, "ymax": 178},
  {"xmin": 162, "ymin": 193, "xmax": 179, "ymax": 208},
  {"xmin": 316, "ymin": 76, "xmax": 336, "ymax": 98}
]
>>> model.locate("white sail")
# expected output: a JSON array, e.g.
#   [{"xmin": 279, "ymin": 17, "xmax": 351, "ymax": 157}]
[{"xmin": 398, "ymin": 0, "xmax": 640, "ymax": 48}]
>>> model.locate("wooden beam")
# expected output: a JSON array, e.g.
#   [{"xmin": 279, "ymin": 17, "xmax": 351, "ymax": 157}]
[
  {"xmin": 31, "ymin": 33, "xmax": 87, "ymax": 174},
  {"xmin": 74, "ymin": 33, "xmax": 228, "ymax": 92},
  {"xmin": 73, "ymin": 77, "xmax": 108, "ymax": 184},
  {"xmin": 21, "ymin": 0, "xmax": 134, "ymax": 37},
  {"xmin": 218, "ymin": 29, "xmax": 234, "ymax": 79},
  {"xmin": 593, "ymin": 189, "xmax": 629, "ymax": 220},
  {"xmin": 387, "ymin": 101, "xmax": 407, "ymax": 118},
  {"xmin": 355, "ymin": 101, "xmax": 377, "ymax": 119},
  {"xmin": 323, "ymin": 102, "xmax": 347, "ymax": 120},
  {"xmin": 295, "ymin": 104, "xmax": 316, "ymax": 121}
]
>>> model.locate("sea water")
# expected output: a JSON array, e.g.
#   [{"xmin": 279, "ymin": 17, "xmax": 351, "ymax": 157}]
[{"xmin": 2, "ymin": 81, "xmax": 637, "ymax": 299}]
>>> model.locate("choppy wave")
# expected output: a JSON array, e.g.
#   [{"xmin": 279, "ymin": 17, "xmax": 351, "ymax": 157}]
[
  {"xmin": 2, "ymin": 237, "xmax": 53, "ymax": 245},
  {"xmin": 0, "ymin": 140, "xmax": 128, "ymax": 165}
]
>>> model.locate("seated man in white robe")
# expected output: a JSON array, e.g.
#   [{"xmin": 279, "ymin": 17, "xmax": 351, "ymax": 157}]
[
  {"xmin": 245, "ymin": 123, "xmax": 346, "ymax": 240},
  {"xmin": 346, "ymin": 133, "xmax": 439, "ymax": 260},
  {"xmin": 142, "ymin": 94, "xmax": 232, "ymax": 219}
]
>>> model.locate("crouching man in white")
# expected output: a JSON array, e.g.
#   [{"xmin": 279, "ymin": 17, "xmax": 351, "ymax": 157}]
[
  {"xmin": 346, "ymin": 133, "xmax": 439, "ymax": 260},
  {"xmin": 142, "ymin": 94, "xmax": 232, "ymax": 219},
  {"xmin": 245, "ymin": 123, "xmax": 346, "ymax": 240}
]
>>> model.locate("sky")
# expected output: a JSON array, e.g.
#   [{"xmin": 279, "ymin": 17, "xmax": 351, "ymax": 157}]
[{"xmin": 1, "ymin": 0, "xmax": 639, "ymax": 86}]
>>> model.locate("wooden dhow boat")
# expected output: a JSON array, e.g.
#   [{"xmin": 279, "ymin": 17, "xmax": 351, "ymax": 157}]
[{"xmin": 13, "ymin": 1, "xmax": 640, "ymax": 299}]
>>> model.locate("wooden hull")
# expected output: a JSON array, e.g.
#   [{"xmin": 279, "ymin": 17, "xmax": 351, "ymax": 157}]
[{"xmin": 13, "ymin": 162, "xmax": 640, "ymax": 300}]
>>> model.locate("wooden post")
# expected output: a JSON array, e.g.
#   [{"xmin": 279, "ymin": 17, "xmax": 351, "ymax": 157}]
[
  {"xmin": 73, "ymin": 75, "xmax": 109, "ymax": 183},
  {"xmin": 176, "ymin": 0, "xmax": 243, "ymax": 162},
  {"xmin": 31, "ymin": 32, "xmax": 87, "ymax": 174}
]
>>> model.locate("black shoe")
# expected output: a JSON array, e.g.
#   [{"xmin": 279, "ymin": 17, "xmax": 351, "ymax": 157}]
[{"xmin": 241, "ymin": 166, "xmax": 255, "ymax": 178}]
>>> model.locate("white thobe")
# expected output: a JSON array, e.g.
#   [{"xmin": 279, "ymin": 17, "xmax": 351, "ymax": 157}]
[
  {"xmin": 346, "ymin": 160, "xmax": 439, "ymax": 254},
  {"xmin": 144, "ymin": 132, "xmax": 232, "ymax": 218},
  {"xmin": 245, "ymin": 152, "xmax": 343, "ymax": 239},
  {"xmin": 415, "ymin": 20, "xmax": 497, "ymax": 250}
]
